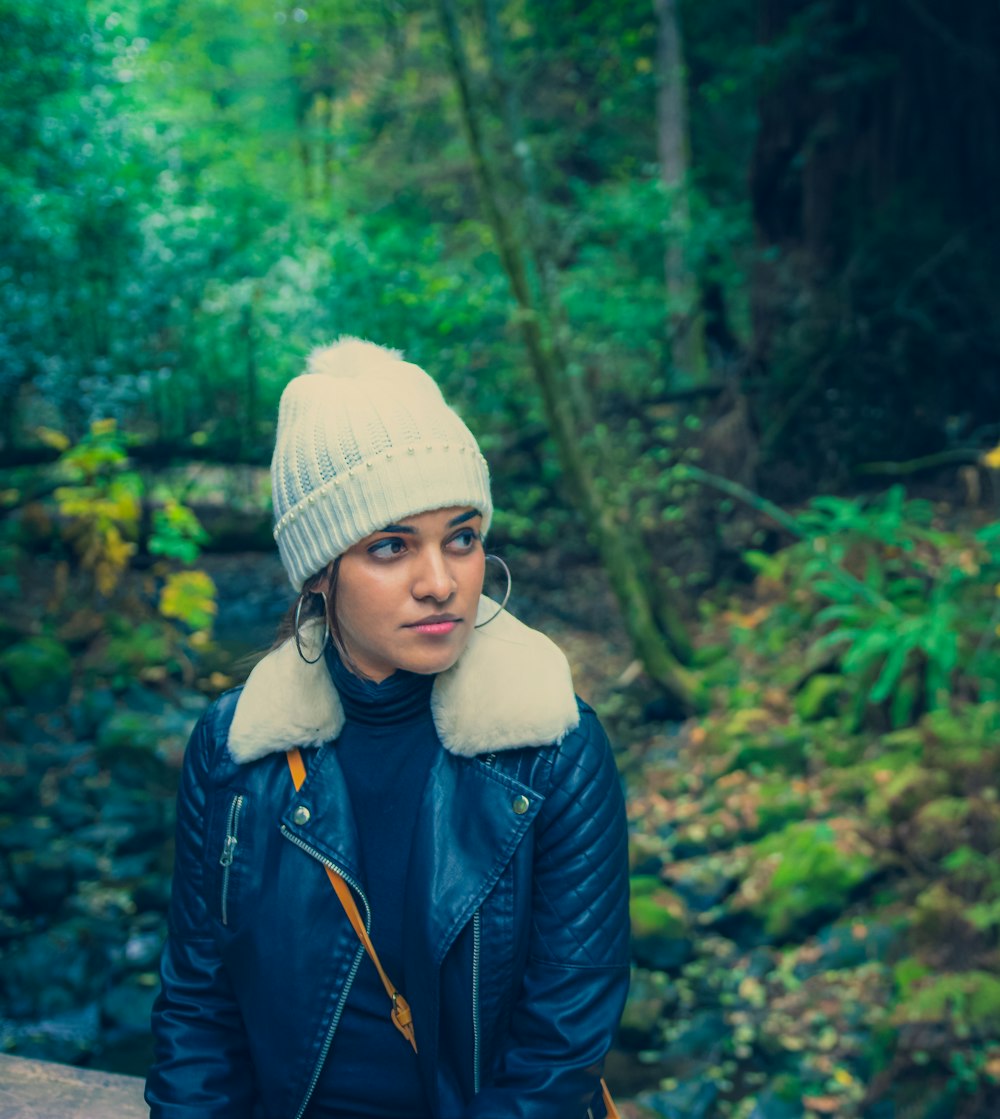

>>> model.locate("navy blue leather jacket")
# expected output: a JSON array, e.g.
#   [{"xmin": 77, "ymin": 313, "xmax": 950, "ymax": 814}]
[{"xmin": 146, "ymin": 606, "xmax": 630, "ymax": 1119}]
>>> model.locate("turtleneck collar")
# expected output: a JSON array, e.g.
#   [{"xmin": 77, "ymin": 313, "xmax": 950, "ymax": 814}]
[{"xmin": 325, "ymin": 646, "xmax": 435, "ymax": 728}]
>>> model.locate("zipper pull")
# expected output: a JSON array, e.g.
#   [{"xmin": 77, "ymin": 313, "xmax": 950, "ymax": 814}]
[
  {"xmin": 220, "ymin": 835, "xmax": 238, "ymax": 867},
  {"xmin": 482, "ymin": 752, "xmax": 497, "ymax": 768}
]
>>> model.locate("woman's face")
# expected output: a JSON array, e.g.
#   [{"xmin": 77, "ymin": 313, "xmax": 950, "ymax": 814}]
[{"xmin": 326, "ymin": 505, "xmax": 486, "ymax": 682}]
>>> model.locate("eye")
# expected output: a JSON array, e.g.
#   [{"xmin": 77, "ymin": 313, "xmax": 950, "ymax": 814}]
[
  {"xmin": 368, "ymin": 537, "xmax": 407, "ymax": 559},
  {"xmin": 448, "ymin": 528, "xmax": 480, "ymax": 552}
]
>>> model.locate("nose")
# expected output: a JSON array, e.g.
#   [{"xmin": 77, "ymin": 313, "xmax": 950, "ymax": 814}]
[{"xmin": 413, "ymin": 549, "xmax": 456, "ymax": 603}]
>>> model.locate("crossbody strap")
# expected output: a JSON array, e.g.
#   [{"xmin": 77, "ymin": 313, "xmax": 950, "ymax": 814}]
[
  {"xmin": 286, "ymin": 747, "xmax": 417, "ymax": 1053},
  {"xmin": 285, "ymin": 748, "xmax": 620, "ymax": 1117}
]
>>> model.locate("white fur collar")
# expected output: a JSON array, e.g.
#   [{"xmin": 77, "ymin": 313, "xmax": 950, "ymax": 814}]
[{"xmin": 227, "ymin": 598, "xmax": 579, "ymax": 763}]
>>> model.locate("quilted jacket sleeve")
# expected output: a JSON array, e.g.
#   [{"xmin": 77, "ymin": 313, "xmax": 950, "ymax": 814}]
[
  {"xmin": 145, "ymin": 695, "xmax": 256, "ymax": 1118},
  {"xmin": 465, "ymin": 707, "xmax": 631, "ymax": 1119}
]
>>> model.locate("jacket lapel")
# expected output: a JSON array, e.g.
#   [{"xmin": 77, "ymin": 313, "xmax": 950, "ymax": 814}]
[
  {"xmin": 278, "ymin": 744, "xmax": 365, "ymax": 890},
  {"xmin": 403, "ymin": 748, "xmax": 543, "ymax": 1105}
]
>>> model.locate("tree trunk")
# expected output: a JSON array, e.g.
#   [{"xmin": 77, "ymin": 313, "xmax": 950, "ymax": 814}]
[
  {"xmin": 436, "ymin": 0, "xmax": 699, "ymax": 709},
  {"xmin": 653, "ymin": 0, "xmax": 707, "ymax": 386}
]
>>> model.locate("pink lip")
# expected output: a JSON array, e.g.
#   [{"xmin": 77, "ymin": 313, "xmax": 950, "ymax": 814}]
[{"xmin": 405, "ymin": 616, "xmax": 461, "ymax": 636}]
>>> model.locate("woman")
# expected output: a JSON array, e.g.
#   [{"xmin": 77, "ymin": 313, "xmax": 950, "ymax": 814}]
[{"xmin": 145, "ymin": 338, "xmax": 630, "ymax": 1119}]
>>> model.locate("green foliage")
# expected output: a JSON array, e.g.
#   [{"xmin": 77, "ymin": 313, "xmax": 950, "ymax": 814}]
[
  {"xmin": 150, "ymin": 500, "xmax": 209, "ymax": 565},
  {"xmin": 745, "ymin": 487, "xmax": 1000, "ymax": 729}
]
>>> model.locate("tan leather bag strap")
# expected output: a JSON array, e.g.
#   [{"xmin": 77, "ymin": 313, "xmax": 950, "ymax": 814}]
[
  {"xmin": 286, "ymin": 748, "xmax": 417, "ymax": 1054},
  {"xmin": 286, "ymin": 748, "xmax": 619, "ymax": 1115}
]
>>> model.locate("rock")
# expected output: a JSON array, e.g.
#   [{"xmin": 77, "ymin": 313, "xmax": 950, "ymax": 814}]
[
  {"xmin": 618, "ymin": 968, "xmax": 674, "ymax": 1049},
  {"xmin": 73, "ymin": 822, "xmax": 138, "ymax": 852},
  {"xmin": 725, "ymin": 818, "xmax": 881, "ymax": 941},
  {"xmin": 0, "ymin": 921, "xmax": 109, "ymax": 1018},
  {"xmin": 132, "ymin": 875, "xmax": 172, "ymax": 914},
  {"xmin": 98, "ymin": 697, "xmax": 196, "ymax": 766},
  {"xmin": 793, "ymin": 921, "xmax": 901, "ymax": 980},
  {"xmin": 8, "ymin": 845, "xmax": 77, "ymax": 913},
  {"xmin": 670, "ymin": 861, "xmax": 737, "ymax": 913},
  {"xmin": 0, "ymin": 816, "xmax": 56, "ymax": 853},
  {"xmin": 630, "ymin": 877, "xmax": 694, "ymax": 972},
  {"xmin": 51, "ymin": 796, "xmax": 97, "ymax": 832},
  {"xmin": 748, "ymin": 1084, "xmax": 804, "ymax": 1119},
  {"xmin": 122, "ymin": 930, "xmax": 165, "ymax": 970},
  {"xmin": 662, "ymin": 1009, "xmax": 728, "ymax": 1063},
  {"xmin": 0, "ymin": 636, "xmax": 72, "ymax": 710},
  {"xmin": 101, "ymin": 975, "xmax": 160, "ymax": 1038},
  {"xmin": 68, "ymin": 686, "xmax": 117, "ymax": 739},
  {"xmin": 0, "ymin": 1002, "xmax": 101, "ymax": 1065},
  {"xmin": 727, "ymin": 727, "xmax": 810, "ymax": 775},
  {"xmin": 638, "ymin": 1078, "xmax": 718, "ymax": 1119}
]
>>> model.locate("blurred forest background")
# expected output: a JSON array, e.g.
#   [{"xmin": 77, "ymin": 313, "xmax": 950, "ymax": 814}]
[{"xmin": 1, "ymin": 1, "xmax": 1000, "ymax": 1117}]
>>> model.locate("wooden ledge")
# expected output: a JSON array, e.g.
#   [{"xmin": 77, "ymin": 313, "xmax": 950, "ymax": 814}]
[{"xmin": 0, "ymin": 1054, "xmax": 147, "ymax": 1118}]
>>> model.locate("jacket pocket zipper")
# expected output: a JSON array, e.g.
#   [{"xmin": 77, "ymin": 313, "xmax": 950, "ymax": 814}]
[{"xmin": 219, "ymin": 793, "xmax": 244, "ymax": 926}]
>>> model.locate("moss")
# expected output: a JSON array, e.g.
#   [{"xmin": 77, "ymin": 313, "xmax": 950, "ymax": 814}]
[
  {"xmin": 629, "ymin": 877, "xmax": 690, "ymax": 939},
  {"xmin": 739, "ymin": 819, "xmax": 880, "ymax": 939}
]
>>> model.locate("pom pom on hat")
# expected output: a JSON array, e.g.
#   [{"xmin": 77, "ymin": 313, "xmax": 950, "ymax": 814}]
[
  {"xmin": 305, "ymin": 337, "xmax": 404, "ymax": 377},
  {"xmin": 271, "ymin": 337, "xmax": 492, "ymax": 590}
]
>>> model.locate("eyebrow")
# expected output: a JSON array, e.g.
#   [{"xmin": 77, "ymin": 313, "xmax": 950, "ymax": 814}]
[
  {"xmin": 377, "ymin": 509, "xmax": 482, "ymax": 534},
  {"xmin": 448, "ymin": 509, "xmax": 482, "ymax": 527}
]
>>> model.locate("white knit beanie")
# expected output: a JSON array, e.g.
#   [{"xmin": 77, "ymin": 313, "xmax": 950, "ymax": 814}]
[{"xmin": 271, "ymin": 337, "xmax": 493, "ymax": 589}]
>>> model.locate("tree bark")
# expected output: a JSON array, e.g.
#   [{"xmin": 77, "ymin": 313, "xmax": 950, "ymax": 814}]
[{"xmin": 653, "ymin": 0, "xmax": 707, "ymax": 386}]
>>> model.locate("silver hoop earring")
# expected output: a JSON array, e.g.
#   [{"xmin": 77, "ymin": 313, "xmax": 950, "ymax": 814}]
[
  {"xmin": 475, "ymin": 554, "xmax": 512, "ymax": 629},
  {"xmin": 294, "ymin": 591, "xmax": 330, "ymax": 664}
]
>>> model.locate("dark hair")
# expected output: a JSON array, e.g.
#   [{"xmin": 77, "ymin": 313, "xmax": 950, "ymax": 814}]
[{"xmin": 273, "ymin": 557, "xmax": 371, "ymax": 680}]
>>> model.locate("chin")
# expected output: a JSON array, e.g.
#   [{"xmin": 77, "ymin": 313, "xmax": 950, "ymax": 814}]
[{"xmin": 410, "ymin": 645, "xmax": 468, "ymax": 677}]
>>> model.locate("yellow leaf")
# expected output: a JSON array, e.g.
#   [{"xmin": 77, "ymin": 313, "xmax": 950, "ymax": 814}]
[
  {"xmin": 35, "ymin": 426, "xmax": 71, "ymax": 451},
  {"xmin": 90, "ymin": 418, "xmax": 118, "ymax": 436}
]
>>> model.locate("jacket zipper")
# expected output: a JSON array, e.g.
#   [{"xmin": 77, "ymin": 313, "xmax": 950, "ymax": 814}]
[
  {"xmin": 280, "ymin": 825, "xmax": 370, "ymax": 1119},
  {"xmin": 472, "ymin": 909, "xmax": 482, "ymax": 1095},
  {"xmin": 218, "ymin": 794, "xmax": 244, "ymax": 927}
]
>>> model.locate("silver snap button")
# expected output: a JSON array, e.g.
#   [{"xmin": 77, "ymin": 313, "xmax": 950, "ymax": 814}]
[
  {"xmin": 292, "ymin": 805, "xmax": 311, "ymax": 826},
  {"xmin": 512, "ymin": 795, "xmax": 530, "ymax": 815}
]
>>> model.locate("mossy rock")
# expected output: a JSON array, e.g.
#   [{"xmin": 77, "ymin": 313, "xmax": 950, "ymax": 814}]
[
  {"xmin": 618, "ymin": 967, "xmax": 674, "ymax": 1049},
  {"xmin": 891, "ymin": 969, "xmax": 1000, "ymax": 1037},
  {"xmin": 630, "ymin": 876, "xmax": 690, "ymax": 938},
  {"xmin": 0, "ymin": 636, "xmax": 72, "ymax": 709},
  {"xmin": 630, "ymin": 876, "xmax": 694, "ymax": 971},
  {"xmin": 755, "ymin": 777, "xmax": 813, "ymax": 835},
  {"xmin": 866, "ymin": 764, "xmax": 950, "ymax": 824},
  {"xmin": 725, "ymin": 725, "xmax": 811, "ymax": 776},
  {"xmin": 911, "ymin": 881, "xmax": 986, "ymax": 947},
  {"xmin": 100, "ymin": 620, "xmax": 172, "ymax": 675},
  {"xmin": 729, "ymin": 818, "xmax": 881, "ymax": 940},
  {"xmin": 906, "ymin": 796, "xmax": 983, "ymax": 862}
]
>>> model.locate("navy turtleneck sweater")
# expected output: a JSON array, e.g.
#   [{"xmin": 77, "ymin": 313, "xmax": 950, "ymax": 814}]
[{"xmin": 310, "ymin": 651, "xmax": 438, "ymax": 1119}]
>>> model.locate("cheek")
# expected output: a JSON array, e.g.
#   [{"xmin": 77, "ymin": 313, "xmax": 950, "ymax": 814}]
[{"xmin": 332, "ymin": 566, "xmax": 380, "ymax": 636}]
